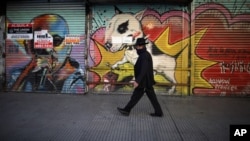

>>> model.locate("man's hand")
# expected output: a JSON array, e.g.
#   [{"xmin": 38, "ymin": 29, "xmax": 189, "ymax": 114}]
[{"xmin": 133, "ymin": 81, "xmax": 139, "ymax": 88}]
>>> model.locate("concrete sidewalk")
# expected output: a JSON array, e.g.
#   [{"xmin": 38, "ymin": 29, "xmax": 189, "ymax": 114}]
[{"xmin": 0, "ymin": 92, "xmax": 250, "ymax": 141}]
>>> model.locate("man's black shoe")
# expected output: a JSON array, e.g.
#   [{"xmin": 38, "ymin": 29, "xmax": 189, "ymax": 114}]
[
  {"xmin": 150, "ymin": 113, "xmax": 163, "ymax": 117},
  {"xmin": 117, "ymin": 107, "xmax": 130, "ymax": 116}
]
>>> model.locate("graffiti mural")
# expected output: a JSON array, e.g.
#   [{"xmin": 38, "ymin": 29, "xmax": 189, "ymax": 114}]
[
  {"xmin": 6, "ymin": 4, "xmax": 86, "ymax": 94},
  {"xmin": 192, "ymin": 2, "xmax": 250, "ymax": 95},
  {"xmin": 0, "ymin": 16, "xmax": 5, "ymax": 91},
  {"xmin": 88, "ymin": 2, "xmax": 250, "ymax": 95},
  {"xmin": 88, "ymin": 4, "xmax": 194, "ymax": 95}
]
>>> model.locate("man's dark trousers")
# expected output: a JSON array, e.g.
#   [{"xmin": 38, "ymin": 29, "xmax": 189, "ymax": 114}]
[{"xmin": 124, "ymin": 86, "xmax": 163, "ymax": 114}]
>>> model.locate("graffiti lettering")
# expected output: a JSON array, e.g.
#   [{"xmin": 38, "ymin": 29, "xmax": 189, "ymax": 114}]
[
  {"xmin": 242, "ymin": 85, "xmax": 250, "ymax": 94},
  {"xmin": 220, "ymin": 92, "xmax": 226, "ymax": 96},
  {"xmin": 220, "ymin": 61, "xmax": 250, "ymax": 73},
  {"xmin": 207, "ymin": 46, "xmax": 218, "ymax": 53},
  {"xmin": 209, "ymin": 78, "xmax": 230, "ymax": 84},
  {"xmin": 209, "ymin": 78, "xmax": 237, "ymax": 91},
  {"xmin": 208, "ymin": 47, "xmax": 250, "ymax": 59},
  {"xmin": 209, "ymin": 54, "xmax": 248, "ymax": 59},
  {"xmin": 214, "ymin": 84, "xmax": 237, "ymax": 91}
]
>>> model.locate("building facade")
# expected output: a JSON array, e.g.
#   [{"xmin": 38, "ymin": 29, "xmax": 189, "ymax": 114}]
[{"xmin": 1, "ymin": 0, "xmax": 250, "ymax": 96}]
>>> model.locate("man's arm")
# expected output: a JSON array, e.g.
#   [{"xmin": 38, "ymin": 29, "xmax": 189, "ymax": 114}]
[{"xmin": 135, "ymin": 54, "xmax": 149, "ymax": 85}]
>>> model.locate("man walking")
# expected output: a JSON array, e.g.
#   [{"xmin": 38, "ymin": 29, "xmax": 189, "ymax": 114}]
[{"xmin": 117, "ymin": 38, "xmax": 163, "ymax": 117}]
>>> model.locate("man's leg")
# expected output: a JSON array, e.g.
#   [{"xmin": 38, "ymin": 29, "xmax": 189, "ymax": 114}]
[
  {"xmin": 145, "ymin": 86, "xmax": 163, "ymax": 116},
  {"xmin": 123, "ymin": 87, "xmax": 145, "ymax": 112}
]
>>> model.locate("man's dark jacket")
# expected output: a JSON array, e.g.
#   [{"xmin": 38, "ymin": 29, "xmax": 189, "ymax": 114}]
[{"xmin": 134, "ymin": 47, "xmax": 156, "ymax": 88}]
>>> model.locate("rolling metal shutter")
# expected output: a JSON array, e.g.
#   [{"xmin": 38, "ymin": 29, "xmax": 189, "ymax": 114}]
[
  {"xmin": 0, "ymin": 16, "xmax": 5, "ymax": 91},
  {"xmin": 6, "ymin": 2, "xmax": 86, "ymax": 94},
  {"xmin": 88, "ymin": 4, "xmax": 190, "ymax": 95},
  {"xmin": 191, "ymin": 1, "xmax": 250, "ymax": 96}
]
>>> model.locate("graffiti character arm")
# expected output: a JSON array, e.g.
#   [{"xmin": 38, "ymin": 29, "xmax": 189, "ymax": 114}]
[{"xmin": 111, "ymin": 56, "xmax": 129, "ymax": 69}]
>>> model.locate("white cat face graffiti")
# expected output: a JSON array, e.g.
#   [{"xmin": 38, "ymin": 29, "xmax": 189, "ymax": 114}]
[
  {"xmin": 104, "ymin": 7, "xmax": 177, "ymax": 94},
  {"xmin": 104, "ymin": 8, "xmax": 144, "ymax": 52}
]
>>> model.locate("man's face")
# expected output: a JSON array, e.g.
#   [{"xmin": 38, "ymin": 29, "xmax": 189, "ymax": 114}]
[
  {"xmin": 135, "ymin": 44, "xmax": 144, "ymax": 50},
  {"xmin": 25, "ymin": 14, "xmax": 71, "ymax": 71}
]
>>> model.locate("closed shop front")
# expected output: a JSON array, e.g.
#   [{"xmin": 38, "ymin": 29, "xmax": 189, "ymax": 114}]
[
  {"xmin": 191, "ymin": 0, "xmax": 250, "ymax": 96},
  {"xmin": 87, "ymin": 4, "xmax": 191, "ymax": 95},
  {"xmin": 0, "ymin": 16, "xmax": 5, "ymax": 91},
  {"xmin": 3, "ymin": 0, "xmax": 250, "ymax": 96},
  {"xmin": 6, "ymin": 1, "xmax": 86, "ymax": 94}
]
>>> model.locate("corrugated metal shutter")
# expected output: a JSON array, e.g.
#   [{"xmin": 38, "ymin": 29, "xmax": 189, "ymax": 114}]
[
  {"xmin": 6, "ymin": 2, "xmax": 86, "ymax": 94},
  {"xmin": 88, "ymin": 4, "xmax": 190, "ymax": 95},
  {"xmin": 0, "ymin": 16, "xmax": 5, "ymax": 91},
  {"xmin": 192, "ymin": 2, "xmax": 250, "ymax": 96}
]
